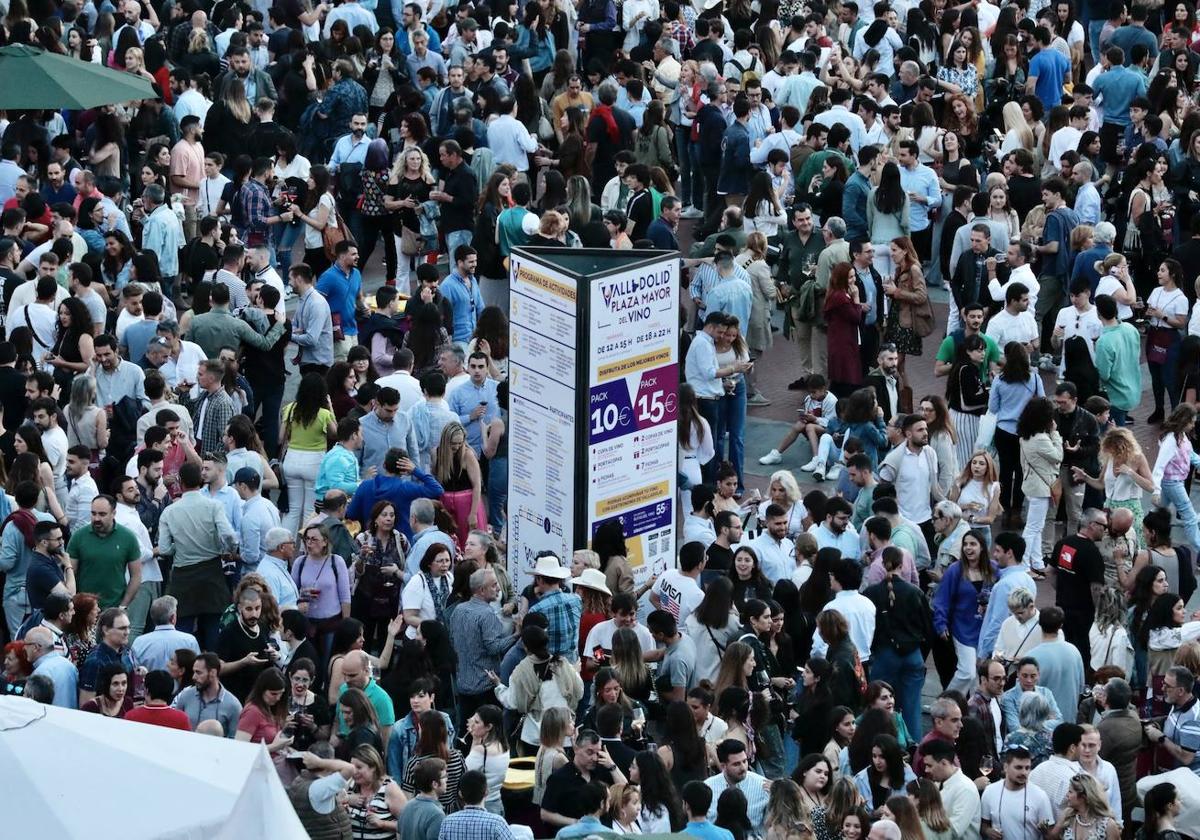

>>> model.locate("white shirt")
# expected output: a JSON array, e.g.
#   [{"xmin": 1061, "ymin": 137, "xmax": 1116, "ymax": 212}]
[
  {"xmin": 985, "ymin": 309, "xmax": 1039, "ymax": 349},
  {"xmin": 698, "ymin": 713, "xmax": 729, "ymax": 745},
  {"xmin": 253, "ymin": 266, "xmax": 288, "ymax": 320},
  {"xmin": 401, "ymin": 572, "xmax": 445, "ymax": 639},
  {"xmin": 988, "ymin": 264, "xmax": 1038, "ymax": 312},
  {"xmin": 173, "ymin": 88, "xmax": 212, "ymax": 125},
  {"xmin": 746, "ymin": 532, "xmax": 795, "ymax": 585},
  {"xmin": 65, "ymin": 472, "xmax": 98, "ymax": 531},
  {"xmin": 811, "ymin": 590, "xmax": 877, "ymax": 661},
  {"xmin": 1027, "ymin": 755, "xmax": 1081, "ymax": 811},
  {"xmin": 683, "ymin": 513, "xmax": 717, "ymax": 548},
  {"xmin": 1095, "ymin": 275, "xmax": 1134, "ymax": 321},
  {"xmin": 1053, "ymin": 305, "xmax": 1103, "ymax": 374},
  {"xmin": 12, "ymin": 302, "xmax": 57, "ymax": 356},
  {"xmin": 444, "ymin": 372, "xmax": 470, "ymax": 402},
  {"xmin": 115, "ymin": 500, "xmax": 161, "ymax": 583},
  {"xmin": 375, "ymin": 371, "xmax": 423, "ymax": 412},
  {"xmin": 792, "ymin": 562, "xmax": 813, "ymax": 589},
  {"xmin": 1148, "ymin": 286, "xmax": 1188, "ymax": 328},
  {"xmin": 1047, "ymin": 126, "xmax": 1083, "ymax": 170},
  {"xmin": 652, "ymin": 569, "xmax": 705, "ymax": 627},
  {"xmin": 940, "ymin": 768, "xmax": 982, "ymax": 840},
  {"xmin": 1079, "ymin": 758, "xmax": 1122, "ymax": 821},
  {"xmin": 813, "ymin": 105, "xmax": 867, "ymax": 153},
  {"xmin": 198, "ymin": 174, "xmax": 229, "ymax": 219},
  {"xmin": 980, "ymin": 781, "xmax": 1055, "ymax": 840},
  {"xmin": 584, "ymin": 619, "xmax": 655, "ymax": 663},
  {"xmin": 159, "ymin": 340, "xmax": 206, "ymax": 390},
  {"xmin": 888, "ymin": 445, "xmax": 939, "ymax": 524}
]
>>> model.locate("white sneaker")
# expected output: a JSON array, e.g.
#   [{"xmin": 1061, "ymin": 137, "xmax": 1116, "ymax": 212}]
[
  {"xmin": 680, "ymin": 206, "xmax": 703, "ymax": 219},
  {"xmin": 759, "ymin": 449, "xmax": 783, "ymax": 465},
  {"xmin": 812, "ymin": 462, "xmax": 827, "ymax": 481},
  {"xmin": 825, "ymin": 464, "xmax": 843, "ymax": 482},
  {"xmin": 800, "ymin": 457, "xmax": 821, "ymax": 472}
]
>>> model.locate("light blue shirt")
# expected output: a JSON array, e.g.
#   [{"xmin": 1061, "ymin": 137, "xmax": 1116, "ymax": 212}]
[
  {"xmin": 407, "ymin": 527, "xmax": 456, "ymax": 578},
  {"xmin": 1000, "ymin": 684, "xmax": 1063, "ymax": 733},
  {"xmin": 257, "ymin": 553, "xmax": 300, "ymax": 609},
  {"xmin": 0, "ymin": 509, "xmax": 53, "ymax": 599},
  {"xmin": 745, "ymin": 104, "xmax": 773, "ymax": 146},
  {"xmin": 410, "ymin": 399, "xmax": 458, "ymax": 471},
  {"xmin": 447, "ymin": 377, "xmax": 499, "ymax": 455},
  {"xmin": 201, "ymin": 485, "xmax": 242, "ymax": 532},
  {"xmin": 316, "ymin": 444, "xmax": 362, "ymax": 499},
  {"xmin": 224, "ymin": 448, "xmax": 261, "ymax": 485},
  {"xmin": 808, "ymin": 521, "xmax": 862, "ymax": 556},
  {"xmin": 94, "ymin": 360, "xmax": 148, "ymax": 409},
  {"xmin": 130, "ymin": 624, "xmax": 200, "ymax": 672},
  {"xmin": 292, "ymin": 287, "xmax": 334, "ymax": 367},
  {"xmin": 977, "ymin": 564, "xmax": 1038, "ymax": 658},
  {"xmin": 1074, "ymin": 181, "xmax": 1101, "ymax": 225},
  {"xmin": 142, "ymin": 205, "xmax": 185, "ymax": 277},
  {"xmin": 556, "ymin": 817, "xmax": 610, "ymax": 839},
  {"xmin": 776, "ymin": 71, "xmax": 822, "ymax": 114},
  {"xmin": 898, "ymin": 161, "xmax": 941, "ymax": 232},
  {"xmin": 706, "ymin": 771, "xmax": 770, "ymax": 835},
  {"xmin": 239, "ymin": 494, "xmax": 281, "ymax": 569},
  {"xmin": 439, "ymin": 272, "xmax": 485, "ymax": 344},
  {"xmin": 1025, "ymin": 640, "xmax": 1085, "ymax": 723},
  {"xmin": 691, "ymin": 261, "xmax": 751, "ymax": 316},
  {"xmin": 359, "ymin": 411, "xmax": 420, "ymax": 477},
  {"xmin": 328, "ymin": 134, "xmax": 370, "ymax": 173},
  {"xmin": 684, "ymin": 330, "xmax": 724, "ymax": 399},
  {"xmin": 0, "ymin": 159, "xmax": 22, "ymax": 204},
  {"xmin": 705, "ymin": 276, "xmax": 753, "ymax": 334},
  {"xmin": 987, "ymin": 372, "xmax": 1044, "ymax": 435},
  {"xmin": 486, "ymin": 114, "xmax": 538, "ymax": 171},
  {"xmin": 34, "ymin": 650, "xmax": 78, "ymax": 708}
]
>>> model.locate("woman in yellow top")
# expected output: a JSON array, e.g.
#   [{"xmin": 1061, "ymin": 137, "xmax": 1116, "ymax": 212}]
[{"xmin": 281, "ymin": 372, "xmax": 337, "ymax": 533}]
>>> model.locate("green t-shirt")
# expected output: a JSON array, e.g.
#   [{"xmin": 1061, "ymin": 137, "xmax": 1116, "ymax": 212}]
[
  {"xmin": 284, "ymin": 405, "xmax": 335, "ymax": 452},
  {"xmin": 935, "ymin": 331, "xmax": 1001, "ymax": 378},
  {"xmin": 70, "ymin": 523, "xmax": 143, "ymax": 609}
]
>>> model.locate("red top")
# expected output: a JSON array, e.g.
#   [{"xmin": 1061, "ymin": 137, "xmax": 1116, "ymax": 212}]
[
  {"xmin": 125, "ymin": 704, "xmax": 193, "ymax": 731},
  {"xmin": 579, "ymin": 611, "xmax": 608, "ymax": 681}
]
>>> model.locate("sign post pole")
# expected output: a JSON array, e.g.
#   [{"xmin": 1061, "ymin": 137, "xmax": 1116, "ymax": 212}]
[{"xmin": 507, "ymin": 247, "xmax": 681, "ymax": 591}]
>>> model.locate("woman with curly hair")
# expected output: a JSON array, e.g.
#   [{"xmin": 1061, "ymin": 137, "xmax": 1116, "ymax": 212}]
[
  {"xmin": 1072, "ymin": 428, "xmax": 1155, "ymax": 539},
  {"xmin": 46, "ymin": 297, "xmax": 95, "ymax": 400}
]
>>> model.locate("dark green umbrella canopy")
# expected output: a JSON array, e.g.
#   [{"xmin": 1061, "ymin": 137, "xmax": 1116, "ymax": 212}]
[{"xmin": 0, "ymin": 43, "xmax": 158, "ymax": 110}]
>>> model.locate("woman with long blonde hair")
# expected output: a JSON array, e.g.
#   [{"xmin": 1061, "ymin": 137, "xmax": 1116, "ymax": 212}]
[
  {"xmin": 204, "ymin": 77, "xmax": 254, "ymax": 158},
  {"xmin": 1049, "ymin": 774, "xmax": 1119, "ymax": 840},
  {"xmin": 880, "ymin": 795, "xmax": 926, "ymax": 840},
  {"xmin": 949, "ymin": 451, "xmax": 1001, "ymax": 544},
  {"xmin": 1072, "ymin": 427, "xmax": 1155, "ymax": 532},
  {"xmin": 431, "ymin": 422, "xmax": 485, "ymax": 550},
  {"xmin": 905, "ymin": 779, "xmax": 952, "ymax": 840},
  {"xmin": 1000, "ymin": 100, "xmax": 1035, "ymax": 154},
  {"xmin": 764, "ymin": 779, "xmax": 813, "ymax": 840}
]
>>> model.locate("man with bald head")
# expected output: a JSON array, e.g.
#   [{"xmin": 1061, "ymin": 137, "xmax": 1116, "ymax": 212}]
[
  {"xmin": 335, "ymin": 649, "xmax": 396, "ymax": 746},
  {"xmin": 1104, "ymin": 508, "xmax": 1139, "ymax": 588},
  {"xmin": 25, "ymin": 625, "xmax": 77, "ymax": 707}
]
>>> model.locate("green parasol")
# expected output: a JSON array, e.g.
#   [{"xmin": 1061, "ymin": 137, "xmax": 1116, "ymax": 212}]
[{"xmin": 0, "ymin": 43, "xmax": 158, "ymax": 110}]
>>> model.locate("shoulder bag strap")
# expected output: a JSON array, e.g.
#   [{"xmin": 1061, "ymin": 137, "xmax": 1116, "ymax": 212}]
[{"xmin": 706, "ymin": 624, "xmax": 727, "ymax": 657}]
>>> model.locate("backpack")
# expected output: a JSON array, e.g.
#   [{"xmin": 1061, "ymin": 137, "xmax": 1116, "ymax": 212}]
[{"xmin": 727, "ymin": 55, "xmax": 760, "ymax": 83}]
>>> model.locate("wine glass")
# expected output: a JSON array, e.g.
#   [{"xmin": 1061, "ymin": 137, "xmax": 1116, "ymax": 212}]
[{"xmin": 978, "ymin": 755, "xmax": 994, "ymax": 776}]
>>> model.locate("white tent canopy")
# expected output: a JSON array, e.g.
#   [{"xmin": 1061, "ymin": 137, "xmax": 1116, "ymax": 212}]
[{"xmin": 0, "ymin": 696, "xmax": 308, "ymax": 839}]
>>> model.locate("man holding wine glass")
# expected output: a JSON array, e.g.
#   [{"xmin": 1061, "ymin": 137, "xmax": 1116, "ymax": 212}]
[{"xmin": 980, "ymin": 744, "xmax": 1056, "ymax": 840}]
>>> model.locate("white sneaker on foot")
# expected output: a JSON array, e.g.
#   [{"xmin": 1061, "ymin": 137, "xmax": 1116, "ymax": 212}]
[
  {"xmin": 812, "ymin": 462, "xmax": 827, "ymax": 481},
  {"xmin": 800, "ymin": 457, "xmax": 820, "ymax": 472},
  {"xmin": 680, "ymin": 206, "xmax": 703, "ymax": 219},
  {"xmin": 825, "ymin": 464, "xmax": 843, "ymax": 482},
  {"xmin": 759, "ymin": 449, "xmax": 783, "ymax": 465}
]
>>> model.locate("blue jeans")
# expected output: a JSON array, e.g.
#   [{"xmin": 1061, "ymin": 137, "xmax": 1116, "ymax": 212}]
[
  {"xmin": 275, "ymin": 219, "xmax": 304, "ymax": 276},
  {"xmin": 1162, "ymin": 479, "xmax": 1200, "ymax": 549},
  {"xmin": 1110, "ymin": 406, "xmax": 1129, "ymax": 426},
  {"xmin": 487, "ymin": 454, "xmax": 508, "ymax": 533},
  {"xmin": 445, "ymin": 229, "xmax": 473, "ymax": 260},
  {"xmin": 869, "ymin": 645, "xmax": 925, "ymax": 743},
  {"xmin": 1088, "ymin": 19, "xmax": 1106, "ymax": 64},
  {"xmin": 719, "ymin": 377, "xmax": 747, "ymax": 492},
  {"xmin": 1149, "ymin": 329, "xmax": 1182, "ymax": 412}
]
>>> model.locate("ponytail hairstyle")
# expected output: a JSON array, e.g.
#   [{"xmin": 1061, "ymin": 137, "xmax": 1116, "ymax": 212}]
[{"xmin": 881, "ymin": 546, "xmax": 904, "ymax": 607}]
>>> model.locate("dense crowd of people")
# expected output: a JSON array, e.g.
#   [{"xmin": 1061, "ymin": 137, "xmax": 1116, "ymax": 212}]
[{"xmin": 2, "ymin": 0, "xmax": 1200, "ymax": 836}]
